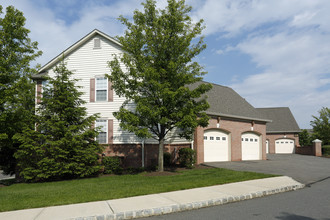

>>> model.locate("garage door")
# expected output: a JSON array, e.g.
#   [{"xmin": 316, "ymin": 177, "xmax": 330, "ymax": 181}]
[
  {"xmin": 241, "ymin": 133, "xmax": 261, "ymax": 160},
  {"xmin": 275, "ymin": 139, "xmax": 295, "ymax": 154},
  {"xmin": 204, "ymin": 130, "xmax": 230, "ymax": 162}
]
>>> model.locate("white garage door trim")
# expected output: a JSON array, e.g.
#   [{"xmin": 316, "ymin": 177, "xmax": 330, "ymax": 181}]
[
  {"xmin": 266, "ymin": 140, "xmax": 269, "ymax": 154},
  {"xmin": 204, "ymin": 129, "xmax": 230, "ymax": 162},
  {"xmin": 241, "ymin": 132, "xmax": 261, "ymax": 160},
  {"xmin": 275, "ymin": 139, "xmax": 295, "ymax": 154}
]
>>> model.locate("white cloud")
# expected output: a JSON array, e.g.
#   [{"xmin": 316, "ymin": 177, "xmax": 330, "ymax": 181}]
[
  {"xmin": 188, "ymin": 0, "xmax": 330, "ymax": 128},
  {"xmin": 3, "ymin": 0, "xmax": 330, "ymax": 128},
  {"xmin": 2, "ymin": 0, "xmax": 143, "ymax": 65}
]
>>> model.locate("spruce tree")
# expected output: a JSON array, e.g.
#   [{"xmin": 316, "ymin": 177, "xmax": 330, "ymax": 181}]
[
  {"xmin": 15, "ymin": 60, "xmax": 102, "ymax": 182},
  {"xmin": 108, "ymin": 0, "xmax": 211, "ymax": 171}
]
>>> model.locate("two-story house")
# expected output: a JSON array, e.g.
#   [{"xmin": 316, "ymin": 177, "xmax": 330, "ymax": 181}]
[{"xmin": 32, "ymin": 29, "xmax": 300, "ymax": 167}]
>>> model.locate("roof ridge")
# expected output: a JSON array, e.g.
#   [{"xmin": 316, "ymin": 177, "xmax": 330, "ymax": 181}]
[{"xmin": 201, "ymin": 80, "xmax": 231, "ymax": 89}]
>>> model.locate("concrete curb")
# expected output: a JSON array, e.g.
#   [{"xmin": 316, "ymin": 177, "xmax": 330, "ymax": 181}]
[{"xmin": 70, "ymin": 180, "xmax": 305, "ymax": 220}]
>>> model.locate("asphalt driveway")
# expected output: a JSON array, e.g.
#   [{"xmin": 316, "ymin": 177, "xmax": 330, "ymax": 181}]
[{"xmin": 204, "ymin": 154, "xmax": 330, "ymax": 185}]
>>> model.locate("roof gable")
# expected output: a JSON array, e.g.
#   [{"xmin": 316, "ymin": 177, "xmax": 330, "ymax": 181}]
[
  {"xmin": 257, "ymin": 107, "xmax": 300, "ymax": 133},
  {"xmin": 36, "ymin": 29, "xmax": 121, "ymax": 75}
]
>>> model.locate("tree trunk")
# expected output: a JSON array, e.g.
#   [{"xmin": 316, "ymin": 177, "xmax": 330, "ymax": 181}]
[{"xmin": 158, "ymin": 137, "xmax": 164, "ymax": 172}]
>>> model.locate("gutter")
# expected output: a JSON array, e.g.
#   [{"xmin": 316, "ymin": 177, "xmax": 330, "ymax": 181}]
[{"xmin": 204, "ymin": 111, "xmax": 272, "ymax": 123}]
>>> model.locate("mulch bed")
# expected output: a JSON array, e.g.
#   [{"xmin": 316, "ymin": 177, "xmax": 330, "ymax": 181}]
[{"xmin": 143, "ymin": 164, "xmax": 211, "ymax": 177}]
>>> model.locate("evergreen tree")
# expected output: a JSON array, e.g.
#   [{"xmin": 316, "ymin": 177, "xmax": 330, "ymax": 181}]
[
  {"xmin": 14, "ymin": 60, "xmax": 102, "ymax": 182},
  {"xmin": 108, "ymin": 0, "xmax": 211, "ymax": 171},
  {"xmin": 0, "ymin": 5, "xmax": 42, "ymax": 175},
  {"xmin": 298, "ymin": 129, "xmax": 312, "ymax": 146}
]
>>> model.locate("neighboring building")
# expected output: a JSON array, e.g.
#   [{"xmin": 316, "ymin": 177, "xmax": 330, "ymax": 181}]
[
  {"xmin": 32, "ymin": 29, "xmax": 300, "ymax": 167},
  {"xmin": 190, "ymin": 82, "xmax": 271, "ymax": 164},
  {"xmin": 257, "ymin": 107, "xmax": 301, "ymax": 154}
]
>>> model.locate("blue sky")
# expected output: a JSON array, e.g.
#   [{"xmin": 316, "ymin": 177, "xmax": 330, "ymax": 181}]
[{"xmin": 2, "ymin": 0, "xmax": 330, "ymax": 129}]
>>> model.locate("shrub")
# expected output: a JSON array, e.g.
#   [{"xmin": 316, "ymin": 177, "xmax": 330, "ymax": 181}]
[
  {"xmin": 322, "ymin": 145, "xmax": 330, "ymax": 156},
  {"xmin": 178, "ymin": 148, "xmax": 196, "ymax": 169},
  {"xmin": 102, "ymin": 157, "xmax": 123, "ymax": 174},
  {"xmin": 164, "ymin": 152, "xmax": 172, "ymax": 167}
]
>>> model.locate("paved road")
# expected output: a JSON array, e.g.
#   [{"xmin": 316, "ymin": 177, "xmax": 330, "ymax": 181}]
[
  {"xmin": 140, "ymin": 178, "xmax": 330, "ymax": 220},
  {"xmin": 140, "ymin": 155, "xmax": 330, "ymax": 220},
  {"xmin": 205, "ymin": 154, "xmax": 330, "ymax": 185}
]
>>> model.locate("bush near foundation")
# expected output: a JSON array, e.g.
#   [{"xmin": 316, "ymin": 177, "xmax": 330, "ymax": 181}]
[
  {"xmin": 178, "ymin": 148, "xmax": 196, "ymax": 169},
  {"xmin": 322, "ymin": 145, "xmax": 330, "ymax": 156},
  {"xmin": 102, "ymin": 157, "xmax": 123, "ymax": 174},
  {"xmin": 163, "ymin": 152, "xmax": 172, "ymax": 167}
]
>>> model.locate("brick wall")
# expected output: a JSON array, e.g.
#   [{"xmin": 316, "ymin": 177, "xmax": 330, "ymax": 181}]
[
  {"xmin": 266, "ymin": 133, "xmax": 299, "ymax": 154},
  {"xmin": 194, "ymin": 116, "xmax": 267, "ymax": 164},
  {"xmin": 103, "ymin": 143, "xmax": 191, "ymax": 168}
]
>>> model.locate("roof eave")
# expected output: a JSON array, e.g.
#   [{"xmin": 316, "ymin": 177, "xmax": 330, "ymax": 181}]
[
  {"xmin": 204, "ymin": 111, "xmax": 272, "ymax": 123},
  {"xmin": 266, "ymin": 130, "xmax": 301, "ymax": 133},
  {"xmin": 31, "ymin": 72, "xmax": 48, "ymax": 80}
]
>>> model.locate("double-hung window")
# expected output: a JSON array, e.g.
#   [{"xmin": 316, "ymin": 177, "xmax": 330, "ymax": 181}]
[
  {"xmin": 96, "ymin": 120, "xmax": 107, "ymax": 144},
  {"xmin": 96, "ymin": 77, "xmax": 107, "ymax": 101}
]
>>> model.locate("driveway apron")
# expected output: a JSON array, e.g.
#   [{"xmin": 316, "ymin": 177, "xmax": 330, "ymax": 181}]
[{"xmin": 204, "ymin": 154, "xmax": 330, "ymax": 185}]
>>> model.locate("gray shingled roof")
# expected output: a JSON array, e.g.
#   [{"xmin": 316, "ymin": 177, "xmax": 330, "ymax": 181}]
[
  {"xmin": 189, "ymin": 81, "xmax": 270, "ymax": 122},
  {"xmin": 257, "ymin": 107, "xmax": 300, "ymax": 133}
]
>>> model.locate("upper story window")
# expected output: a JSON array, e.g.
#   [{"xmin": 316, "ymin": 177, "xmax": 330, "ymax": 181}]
[{"xmin": 96, "ymin": 77, "xmax": 108, "ymax": 101}]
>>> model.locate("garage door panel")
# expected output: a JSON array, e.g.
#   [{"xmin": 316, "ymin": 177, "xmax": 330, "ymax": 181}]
[
  {"xmin": 241, "ymin": 133, "xmax": 260, "ymax": 160},
  {"xmin": 204, "ymin": 130, "xmax": 229, "ymax": 162},
  {"xmin": 275, "ymin": 139, "xmax": 295, "ymax": 154}
]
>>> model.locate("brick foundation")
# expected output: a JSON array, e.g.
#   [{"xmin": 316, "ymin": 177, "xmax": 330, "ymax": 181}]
[{"xmin": 102, "ymin": 143, "xmax": 191, "ymax": 168}]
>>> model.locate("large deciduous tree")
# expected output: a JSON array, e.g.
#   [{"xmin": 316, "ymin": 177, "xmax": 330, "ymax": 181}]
[
  {"xmin": 108, "ymin": 0, "xmax": 211, "ymax": 171},
  {"xmin": 14, "ymin": 61, "xmax": 102, "ymax": 182},
  {"xmin": 310, "ymin": 107, "xmax": 330, "ymax": 145},
  {"xmin": 0, "ymin": 5, "xmax": 42, "ymax": 175}
]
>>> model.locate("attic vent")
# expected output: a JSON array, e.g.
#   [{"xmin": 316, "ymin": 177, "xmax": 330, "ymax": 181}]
[{"xmin": 94, "ymin": 38, "xmax": 101, "ymax": 49}]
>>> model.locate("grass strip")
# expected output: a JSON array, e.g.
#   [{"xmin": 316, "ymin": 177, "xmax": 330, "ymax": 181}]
[{"xmin": 0, "ymin": 167, "xmax": 275, "ymax": 212}]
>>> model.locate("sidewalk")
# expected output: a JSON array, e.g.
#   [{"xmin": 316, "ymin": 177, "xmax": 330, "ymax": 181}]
[{"xmin": 0, "ymin": 176, "xmax": 304, "ymax": 220}]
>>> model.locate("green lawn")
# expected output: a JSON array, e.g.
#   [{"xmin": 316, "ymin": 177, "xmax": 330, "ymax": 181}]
[{"xmin": 0, "ymin": 167, "xmax": 275, "ymax": 212}]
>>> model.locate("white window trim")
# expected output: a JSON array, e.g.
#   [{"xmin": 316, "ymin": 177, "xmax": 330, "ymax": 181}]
[
  {"xmin": 95, "ymin": 77, "xmax": 108, "ymax": 102},
  {"xmin": 96, "ymin": 119, "xmax": 108, "ymax": 144}
]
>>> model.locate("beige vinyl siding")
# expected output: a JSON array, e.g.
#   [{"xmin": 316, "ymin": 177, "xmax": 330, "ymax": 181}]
[{"xmin": 45, "ymin": 34, "xmax": 190, "ymax": 145}]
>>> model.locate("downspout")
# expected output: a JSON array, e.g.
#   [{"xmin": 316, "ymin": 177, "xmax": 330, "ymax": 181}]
[{"xmin": 142, "ymin": 140, "xmax": 145, "ymax": 168}]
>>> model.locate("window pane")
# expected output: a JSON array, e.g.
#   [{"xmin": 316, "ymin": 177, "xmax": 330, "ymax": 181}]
[
  {"xmin": 222, "ymin": 137, "xmax": 226, "ymax": 141},
  {"xmin": 204, "ymin": 136, "xmax": 207, "ymax": 140},
  {"xmin": 96, "ymin": 90, "xmax": 107, "ymax": 101},
  {"xmin": 96, "ymin": 120, "xmax": 107, "ymax": 132},
  {"xmin": 97, "ymin": 132, "xmax": 107, "ymax": 144},
  {"xmin": 216, "ymin": 137, "xmax": 220, "ymax": 140},
  {"xmin": 210, "ymin": 136, "xmax": 214, "ymax": 140},
  {"xmin": 96, "ymin": 78, "xmax": 107, "ymax": 89}
]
